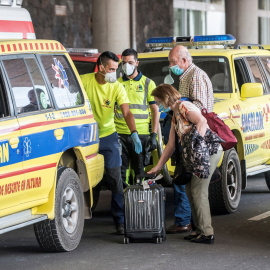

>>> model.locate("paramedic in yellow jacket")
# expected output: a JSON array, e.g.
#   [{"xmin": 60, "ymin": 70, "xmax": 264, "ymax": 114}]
[
  {"xmin": 80, "ymin": 51, "xmax": 142, "ymax": 235},
  {"xmin": 115, "ymin": 49, "xmax": 159, "ymax": 184}
]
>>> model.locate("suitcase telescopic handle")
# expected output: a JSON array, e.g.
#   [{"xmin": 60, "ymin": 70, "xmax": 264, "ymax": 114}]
[{"xmin": 135, "ymin": 173, "xmax": 156, "ymax": 184}]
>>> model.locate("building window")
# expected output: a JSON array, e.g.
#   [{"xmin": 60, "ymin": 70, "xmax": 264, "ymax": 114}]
[
  {"xmin": 258, "ymin": 0, "xmax": 270, "ymax": 44},
  {"xmin": 174, "ymin": 0, "xmax": 225, "ymax": 36},
  {"xmin": 174, "ymin": 9, "xmax": 185, "ymax": 36},
  {"xmin": 259, "ymin": 17, "xmax": 269, "ymax": 44},
  {"xmin": 259, "ymin": 0, "xmax": 270, "ymax": 10},
  {"xmin": 187, "ymin": 9, "xmax": 206, "ymax": 36},
  {"xmin": 209, "ymin": 0, "xmax": 224, "ymax": 3}
]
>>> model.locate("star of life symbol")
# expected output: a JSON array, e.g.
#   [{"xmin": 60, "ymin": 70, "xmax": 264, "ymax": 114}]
[
  {"xmin": 23, "ymin": 137, "xmax": 32, "ymax": 157},
  {"xmin": 52, "ymin": 58, "xmax": 69, "ymax": 90}
]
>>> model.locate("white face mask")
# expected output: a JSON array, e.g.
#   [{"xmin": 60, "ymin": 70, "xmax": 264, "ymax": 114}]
[
  {"xmin": 100, "ymin": 60, "xmax": 117, "ymax": 83},
  {"xmin": 104, "ymin": 71, "xmax": 117, "ymax": 83},
  {"xmin": 122, "ymin": 62, "xmax": 136, "ymax": 76}
]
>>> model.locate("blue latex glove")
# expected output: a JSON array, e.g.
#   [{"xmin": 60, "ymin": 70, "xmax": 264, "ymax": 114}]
[{"xmin": 131, "ymin": 132, "xmax": 142, "ymax": 154}]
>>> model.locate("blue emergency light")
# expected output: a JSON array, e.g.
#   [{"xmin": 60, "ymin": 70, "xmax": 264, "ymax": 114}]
[
  {"xmin": 147, "ymin": 37, "xmax": 175, "ymax": 44},
  {"xmin": 193, "ymin": 34, "xmax": 235, "ymax": 43},
  {"xmin": 145, "ymin": 37, "xmax": 176, "ymax": 49},
  {"xmin": 145, "ymin": 34, "xmax": 236, "ymax": 49}
]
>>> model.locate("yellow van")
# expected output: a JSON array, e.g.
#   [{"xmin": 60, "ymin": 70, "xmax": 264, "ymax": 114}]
[
  {"xmin": 138, "ymin": 35, "xmax": 270, "ymax": 215},
  {"xmin": 0, "ymin": 39, "xmax": 104, "ymax": 252}
]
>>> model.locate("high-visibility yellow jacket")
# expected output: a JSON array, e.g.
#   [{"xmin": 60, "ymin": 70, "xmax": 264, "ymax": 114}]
[{"xmin": 115, "ymin": 71, "xmax": 156, "ymax": 135}]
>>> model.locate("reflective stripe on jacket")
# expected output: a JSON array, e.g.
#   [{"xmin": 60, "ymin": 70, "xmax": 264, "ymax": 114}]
[{"xmin": 115, "ymin": 74, "xmax": 156, "ymax": 135}]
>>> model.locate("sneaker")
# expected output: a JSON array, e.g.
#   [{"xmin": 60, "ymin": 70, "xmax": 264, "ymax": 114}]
[{"xmin": 116, "ymin": 223, "xmax": 125, "ymax": 235}]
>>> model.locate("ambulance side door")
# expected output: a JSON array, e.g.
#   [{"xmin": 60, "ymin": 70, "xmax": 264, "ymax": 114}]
[
  {"xmin": 0, "ymin": 62, "xmax": 25, "ymax": 215},
  {"xmin": 257, "ymin": 55, "xmax": 270, "ymax": 162},
  {"xmin": 2, "ymin": 55, "xmax": 61, "ymax": 207},
  {"xmin": 235, "ymin": 56, "xmax": 267, "ymax": 167},
  {"xmin": 245, "ymin": 56, "xmax": 270, "ymax": 165}
]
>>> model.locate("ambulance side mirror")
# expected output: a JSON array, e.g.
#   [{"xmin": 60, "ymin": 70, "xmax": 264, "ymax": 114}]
[{"xmin": 241, "ymin": 83, "xmax": 263, "ymax": 99}]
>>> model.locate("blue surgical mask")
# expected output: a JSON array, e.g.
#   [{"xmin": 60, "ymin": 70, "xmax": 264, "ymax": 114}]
[
  {"xmin": 159, "ymin": 104, "xmax": 171, "ymax": 113},
  {"xmin": 170, "ymin": 64, "xmax": 184, "ymax": 76}
]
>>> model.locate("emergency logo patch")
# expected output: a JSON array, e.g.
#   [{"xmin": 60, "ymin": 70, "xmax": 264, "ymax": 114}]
[
  {"xmin": 52, "ymin": 58, "xmax": 69, "ymax": 90},
  {"xmin": 102, "ymin": 98, "xmax": 111, "ymax": 108},
  {"xmin": 23, "ymin": 137, "xmax": 32, "ymax": 157},
  {"xmin": 136, "ymin": 84, "xmax": 143, "ymax": 92}
]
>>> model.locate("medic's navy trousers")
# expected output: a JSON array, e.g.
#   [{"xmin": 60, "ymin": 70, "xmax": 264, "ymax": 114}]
[{"xmin": 99, "ymin": 132, "xmax": 124, "ymax": 225}]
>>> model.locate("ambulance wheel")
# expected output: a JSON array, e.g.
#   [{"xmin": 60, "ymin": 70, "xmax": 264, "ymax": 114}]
[
  {"xmin": 34, "ymin": 167, "xmax": 84, "ymax": 252},
  {"xmin": 209, "ymin": 148, "xmax": 241, "ymax": 214},
  {"xmin": 264, "ymin": 171, "xmax": 270, "ymax": 190},
  {"xmin": 123, "ymin": 237, "xmax": 129, "ymax": 244}
]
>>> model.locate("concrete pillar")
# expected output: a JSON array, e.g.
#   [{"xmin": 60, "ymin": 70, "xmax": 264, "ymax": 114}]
[
  {"xmin": 92, "ymin": 0, "xmax": 130, "ymax": 54},
  {"xmin": 225, "ymin": 0, "xmax": 258, "ymax": 44}
]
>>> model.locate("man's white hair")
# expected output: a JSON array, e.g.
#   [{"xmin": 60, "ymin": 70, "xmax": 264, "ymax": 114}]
[{"xmin": 179, "ymin": 49, "xmax": 193, "ymax": 65}]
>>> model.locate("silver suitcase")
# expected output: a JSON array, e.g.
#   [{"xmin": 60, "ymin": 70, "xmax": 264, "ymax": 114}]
[{"xmin": 123, "ymin": 183, "xmax": 166, "ymax": 244}]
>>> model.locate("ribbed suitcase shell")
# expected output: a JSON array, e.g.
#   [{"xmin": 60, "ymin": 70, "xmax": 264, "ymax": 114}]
[{"xmin": 124, "ymin": 184, "xmax": 166, "ymax": 241}]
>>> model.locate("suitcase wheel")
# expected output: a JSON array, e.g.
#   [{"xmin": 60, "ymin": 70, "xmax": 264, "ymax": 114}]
[
  {"xmin": 155, "ymin": 237, "xmax": 163, "ymax": 244},
  {"xmin": 123, "ymin": 237, "xmax": 130, "ymax": 244}
]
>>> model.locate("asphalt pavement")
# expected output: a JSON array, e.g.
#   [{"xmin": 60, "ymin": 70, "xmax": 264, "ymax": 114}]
[{"xmin": 1, "ymin": 174, "xmax": 270, "ymax": 270}]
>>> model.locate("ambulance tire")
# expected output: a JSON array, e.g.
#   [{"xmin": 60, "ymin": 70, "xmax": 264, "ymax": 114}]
[
  {"xmin": 34, "ymin": 167, "xmax": 84, "ymax": 252},
  {"xmin": 209, "ymin": 148, "xmax": 241, "ymax": 215},
  {"xmin": 264, "ymin": 171, "xmax": 270, "ymax": 190}
]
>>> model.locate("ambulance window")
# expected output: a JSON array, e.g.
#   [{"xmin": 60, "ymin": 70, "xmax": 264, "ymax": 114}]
[
  {"xmin": 3, "ymin": 58, "xmax": 40, "ymax": 114},
  {"xmin": 246, "ymin": 57, "xmax": 269, "ymax": 93},
  {"xmin": 24, "ymin": 58, "xmax": 52, "ymax": 110},
  {"xmin": 258, "ymin": 57, "xmax": 270, "ymax": 94},
  {"xmin": 138, "ymin": 56, "xmax": 232, "ymax": 93},
  {"xmin": 40, "ymin": 55, "xmax": 84, "ymax": 108},
  {"xmin": 234, "ymin": 59, "xmax": 250, "ymax": 93},
  {"xmin": 73, "ymin": 61, "xmax": 97, "ymax": 75},
  {"xmin": 138, "ymin": 58, "xmax": 180, "ymax": 90},
  {"xmin": 0, "ymin": 75, "xmax": 9, "ymax": 118},
  {"xmin": 193, "ymin": 56, "xmax": 232, "ymax": 93}
]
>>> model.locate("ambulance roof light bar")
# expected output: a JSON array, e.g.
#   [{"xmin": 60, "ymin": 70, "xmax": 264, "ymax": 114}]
[
  {"xmin": 145, "ymin": 34, "xmax": 236, "ymax": 49},
  {"xmin": 66, "ymin": 48, "xmax": 99, "ymax": 55}
]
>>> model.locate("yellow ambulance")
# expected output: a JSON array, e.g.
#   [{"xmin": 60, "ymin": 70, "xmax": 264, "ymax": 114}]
[
  {"xmin": 138, "ymin": 35, "xmax": 270, "ymax": 215},
  {"xmin": 0, "ymin": 7, "xmax": 104, "ymax": 252}
]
